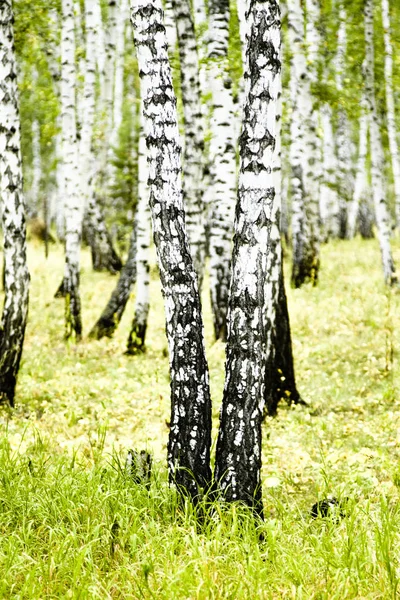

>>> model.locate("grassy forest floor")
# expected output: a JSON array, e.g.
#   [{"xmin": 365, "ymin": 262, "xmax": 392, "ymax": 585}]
[{"xmin": 1, "ymin": 237, "xmax": 400, "ymax": 598}]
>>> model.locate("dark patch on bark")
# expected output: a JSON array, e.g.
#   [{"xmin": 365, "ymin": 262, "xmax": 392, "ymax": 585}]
[
  {"xmin": 264, "ymin": 264, "xmax": 304, "ymax": 416},
  {"xmin": 89, "ymin": 225, "xmax": 137, "ymax": 340}
]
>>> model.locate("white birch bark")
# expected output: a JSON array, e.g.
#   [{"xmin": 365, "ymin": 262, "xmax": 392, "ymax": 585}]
[
  {"xmin": 93, "ymin": 0, "xmax": 106, "ymax": 89},
  {"xmin": 365, "ymin": 0, "xmax": 397, "ymax": 285},
  {"xmin": 131, "ymin": 0, "xmax": 212, "ymax": 498},
  {"xmin": 0, "ymin": 0, "xmax": 30, "ymax": 405},
  {"xmin": 173, "ymin": 0, "xmax": 206, "ymax": 284},
  {"xmin": 79, "ymin": 0, "xmax": 97, "ymax": 214},
  {"xmin": 61, "ymin": 0, "xmax": 83, "ymax": 338},
  {"xmin": 75, "ymin": 0, "xmax": 86, "ymax": 133},
  {"xmin": 164, "ymin": 0, "xmax": 177, "ymax": 50},
  {"xmin": 99, "ymin": 0, "xmax": 118, "ymax": 177},
  {"xmin": 287, "ymin": 0, "xmax": 320, "ymax": 287},
  {"xmin": 347, "ymin": 106, "xmax": 369, "ymax": 239},
  {"xmin": 208, "ymin": 0, "xmax": 237, "ymax": 340},
  {"xmin": 110, "ymin": 0, "xmax": 128, "ymax": 153},
  {"xmin": 381, "ymin": 0, "xmax": 400, "ymax": 228},
  {"xmin": 30, "ymin": 119, "xmax": 41, "ymax": 218},
  {"xmin": 126, "ymin": 116, "xmax": 151, "ymax": 354},
  {"xmin": 335, "ymin": 5, "xmax": 353, "ymax": 237},
  {"xmin": 320, "ymin": 104, "xmax": 340, "ymax": 240},
  {"xmin": 215, "ymin": 0, "xmax": 281, "ymax": 516}
]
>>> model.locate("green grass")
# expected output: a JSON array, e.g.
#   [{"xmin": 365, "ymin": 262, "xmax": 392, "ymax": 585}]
[{"xmin": 1, "ymin": 237, "xmax": 400, "ymax": 598}]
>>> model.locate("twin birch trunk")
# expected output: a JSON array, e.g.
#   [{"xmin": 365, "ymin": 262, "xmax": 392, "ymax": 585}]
[
  {"xmin": 61, "ymin": 0, "xmax": 83, "ymax": 338},
  {"xmin": 131, "ymin": 0, "xmax": 212, "ymax": 498},
  {"xmin": 215, "ymin": 0, "xmax": 281, "ymax": 516},
  {"xmin": 364, "ymin": 0, "xmax": 397, "ymax": 285},
  {"xmin": 0, "ymin": 0, "xmax": 30, "ymax": 405}
]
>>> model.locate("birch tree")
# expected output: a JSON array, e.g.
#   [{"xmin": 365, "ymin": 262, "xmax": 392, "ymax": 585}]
[
  {"xmin": 347, "ymin": 105, "xmax": 369, "ymax": 239},
  {"xmin": 126, "ymin": 115, "xmax": 151, "ymax": 355},
  {"xmin": 0, "ymin": 0, "xmax": 30, "ymax": 405},
  {"xmin": 172, "ymin": 0, "xmax": 207, "ymax": 284},
  {"xmin": 208, "ymin": 0, "xmax": 237, "ymax": 340},
  {"xmin": 381, "ymin": 0, "xmax": 400, "ymax": 228},
  {"xmin": 287, "ymin": 0, "xmax": 320, "ymax": 287},
  {"xmin": 89, "ymin": 225, "xmax": 137, "ymax": 339},
  {"xmin": 364, "ymin": 0, "xmax": 397, "ymax": 285},
  {"xmin": 61, "ymin": 0, "xmax": 83, "ymax": 338},
  {"xmin": 214, "ymin": 0, "xmax": 281, "ymax": 517},
  {"xmin": 335, "ymin": 4, "xmax": 353, "ymax": 238},
  {"xmin": 131, "ymin": 0, "xmax": 212, "ymax": 499},
  {"xmin": 320, "ymin": 104, "xmax": 340, "ymax": 240}
]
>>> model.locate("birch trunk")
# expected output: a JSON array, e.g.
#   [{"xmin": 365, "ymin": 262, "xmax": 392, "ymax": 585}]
[
  {"xmin": 0, "ymin": 0, "xmax": 30, "ymax": 406},
  {"xmin": 381, "ymin": 0, "xmax": 400, "ymax": 228},
  {"xmin": 365, "ymin": 0, "xmax": 397, "ymax": 285},
  {"xmin": 108, "ymin": 0, "xmax": 128, "ymax": 188},
  {"xmin": 61, "ymin": 0, "xmax": 83, "ymax": 338},
  {"xmin": 131, "ymin": 0, "xmax": 212, "ymax": 498},
  {"xmin": 172, "ymin": 0, "xmax": 206, "ymax": 285},
  {"xmin": 347, "ymin": 107, "xmax": 369, "ymax": 239},
  {"xmin": 89, "ymin": 225, "xmax": 137, "ymax": 339},
  {"xmin": 208, "ymin": 0, "xmax": 237, "ymax": 341},
  {"xmin": 335, "ymin": 6, "xmax": 353, "ymax": 238},
  {"xmin": 320, "ymin": 104, "xmax": 340, "ymax": 240},
  {"xmin": 287, "ymin": 0, "xmax": 320, "ymax": 287},
  {"xmin": 215, "ymin": 0, "xmax": 281, "ymax": 516},
  {"xmin": 30, "ymin": 119, "xmax": 41, "ymax": 218},
  {"xmin": 85, "ymin": 191, "xmax": 123, "ymax": 273},
  {"xmin": 126, "ymin": 118, "xmax": 151, "ymax": 354}
]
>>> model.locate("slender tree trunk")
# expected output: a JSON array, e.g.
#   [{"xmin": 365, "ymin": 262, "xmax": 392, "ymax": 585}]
[
  {"xmin": 108, "ymin": 0, "xmax": 128, "ymax": 190},
  {"xmin": 365, "ymin": 0, "xmax": 397, "ymax": 285},
  {"xmin": 85, "ymin": 191, "xmax": 123, "ymax": 273},
  {"xmin": 0, "ymin": 0, "xmax": 30, "ymax": 406},
  {"xmin": 89, "ymin": 225, "xmax": 137, "ymax": 339},
  {"xmin": 126, "ymin": 116, "xmax": 151, "ymax": 354},
  {"xmin": 335, "ymin": 6, "xmax": 353, "ymax": 239},
  {"xmin": 61, "ymin": 0, "xmax": 83, "ymax": 339},
  {"xmin": 131, "ymin": 0, "xmax": 212, "ymax": 499},
  {"xmin": 287, "ymin": 0, "xmax": 320, "ymax": 287},
  {"xmin": 172, "ymin": 0, "xmax": 207, "ymax": 285},
  {"xmin": 320, "ymin": 104, "xmax": 340, "ymax": 240},
  {"xmin": 30, "ymin": 119, "xmax": 41, "ymax": 218},
  {"xmin": 381, "ymin": 0, "xmax": 400, "ymax": 228},
  {"xmin": 347, "ymin": 106, "xmax": 369, "ymax": 239},
  {"xmin": 215, "ymin": 0, "xmax": 281, "ymax": 517},
  {"xmin": 208, "ymin": 0, "xmax": 237, "ymax": 341}
]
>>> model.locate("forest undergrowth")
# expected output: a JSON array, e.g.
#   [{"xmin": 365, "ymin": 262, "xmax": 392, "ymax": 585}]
[{"xmin": 1, "ymin": 238, "xmax": 400, "ymax": 598}]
